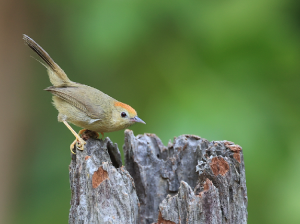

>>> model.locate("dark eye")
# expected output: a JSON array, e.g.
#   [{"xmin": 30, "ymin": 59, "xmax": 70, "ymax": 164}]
[{"xmin": 121, "ymin": 112, "xmax": 127, "ymax": 118}]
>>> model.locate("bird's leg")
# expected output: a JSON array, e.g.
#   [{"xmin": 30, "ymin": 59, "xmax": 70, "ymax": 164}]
[
  {"xmin": 62, "ymin": 121, "xmax": 86, "ymax": 154},
  {"xmin": 100, "ymin": 132, "xmax": 104, "ymax": 139},
  {"xmin": 78, "ymin": 129, "xmax": 88, "ymax": 136},
  {"xmin": 70, "ymin": 129, "xmax": 90, "ymax": 154}
]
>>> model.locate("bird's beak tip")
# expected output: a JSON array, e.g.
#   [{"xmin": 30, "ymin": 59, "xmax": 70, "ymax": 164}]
[{"xmin": 133, "ymin": 116, "xmax": 146, "ymax": 124}]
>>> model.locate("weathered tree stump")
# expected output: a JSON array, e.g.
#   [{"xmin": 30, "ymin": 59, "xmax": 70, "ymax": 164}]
[
  {"xmin": 69, "ymin": 130, "xmax": 247, "ymax": 224},
  {"xmin": 123, "ymin": 130, "xmax": 247, "ymax": 224}
]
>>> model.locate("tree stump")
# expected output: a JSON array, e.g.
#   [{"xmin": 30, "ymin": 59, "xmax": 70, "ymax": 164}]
[
  {"xmin": 124, "ymin": 130, "xmax": 247, "ymax": 224},
  {"xmin": 69, "ymin": 130, "xmax": 248, "ymax": 224}
]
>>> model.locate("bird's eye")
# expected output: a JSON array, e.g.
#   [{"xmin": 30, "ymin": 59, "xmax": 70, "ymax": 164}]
[{"xmin": 121, "ymin": 112, "xmax": 127, "ymax": 118}]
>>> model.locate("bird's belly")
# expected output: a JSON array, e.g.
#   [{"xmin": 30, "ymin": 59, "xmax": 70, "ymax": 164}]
[{"xmin": 53, "ymin": 96, "xmax": 108, "ymax": 132}]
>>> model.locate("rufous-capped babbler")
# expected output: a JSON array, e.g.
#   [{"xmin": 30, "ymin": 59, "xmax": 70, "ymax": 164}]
[{"xmin": 23, "ymin": 34, "xmax": 145, "ymax": 154}]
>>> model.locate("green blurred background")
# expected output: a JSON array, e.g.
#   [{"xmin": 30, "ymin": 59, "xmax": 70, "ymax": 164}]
[{"xmin": 0, "ymin": 0, "xmax": 300, "ymax": 223}]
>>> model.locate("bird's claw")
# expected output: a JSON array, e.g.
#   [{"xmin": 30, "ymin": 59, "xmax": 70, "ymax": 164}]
[
  {"xmin": 70, "ymin": 138, "xmax": 86, "ymax": 154},
  {"xmin": 76, "ymin": 139, "xmax": 86, "ymax": 150}
]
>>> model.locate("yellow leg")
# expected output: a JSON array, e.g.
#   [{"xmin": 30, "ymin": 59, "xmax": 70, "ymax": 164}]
[
  {"xmin": 100, "ymin": 132, "xmax": 104, "ymax": 139},
  {"xmin": 63, "ymin": 121, "xmax": 86, "ymax": 154}
]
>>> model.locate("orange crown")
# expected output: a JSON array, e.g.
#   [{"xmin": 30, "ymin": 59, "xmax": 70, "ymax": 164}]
[{"xmin": 114, "ymin": 102, "xmax": 137, "ymax": 116}]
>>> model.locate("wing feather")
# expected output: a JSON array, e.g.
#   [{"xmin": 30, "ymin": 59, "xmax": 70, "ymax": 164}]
[{"xmin": 45, "ymin": 86, "xmax": 105, "ymax": 119}]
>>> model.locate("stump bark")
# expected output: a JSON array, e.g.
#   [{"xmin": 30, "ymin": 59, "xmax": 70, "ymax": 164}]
[
  {"xmin": 69, "ymin": 137, "xmax": 139, "ymax": 224},
  {"xmin": 69, "ymin": 130, "xmax": 248, "ymax": 224}
]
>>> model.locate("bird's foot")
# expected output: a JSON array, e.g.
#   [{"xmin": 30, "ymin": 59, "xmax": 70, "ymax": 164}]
[
  {"xmin": 70, "ymin": 129, "xmax": 103, "ymax": 154},
  {"xmin": 70, "ymin": 136, "xmax": 86, "ymax": 154}
]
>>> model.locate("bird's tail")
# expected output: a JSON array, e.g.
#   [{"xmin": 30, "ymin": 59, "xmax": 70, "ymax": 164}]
[{"xmin": 23, "ymin": 34, "xmax": 73, "ymax": 86}]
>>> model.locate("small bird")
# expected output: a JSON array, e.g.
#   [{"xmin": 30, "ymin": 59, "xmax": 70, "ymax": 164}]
[{"xmin": 23, "ymin": 34, "xmax": 145, "ymax": 153}]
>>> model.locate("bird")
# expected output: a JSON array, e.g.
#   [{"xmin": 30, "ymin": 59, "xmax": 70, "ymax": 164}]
[{"xmin": 23, "ymin": 34, "xmax": 145, "ymax": 154}]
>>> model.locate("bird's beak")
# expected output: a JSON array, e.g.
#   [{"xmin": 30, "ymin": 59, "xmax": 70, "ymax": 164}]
[{"xmin": 131, "ymin": 116, "xmax": 146, "ymax": 124}]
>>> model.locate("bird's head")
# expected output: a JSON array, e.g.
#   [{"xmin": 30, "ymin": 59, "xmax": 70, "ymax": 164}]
[{"xmin": 111, "ymin": 101, "xmax": 145, "ymax": 129}]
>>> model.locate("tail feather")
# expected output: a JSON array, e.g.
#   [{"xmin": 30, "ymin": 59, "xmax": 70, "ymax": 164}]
[{"xmin": 23, "ymin": 34, "xmax": 72, "ymax": 86}]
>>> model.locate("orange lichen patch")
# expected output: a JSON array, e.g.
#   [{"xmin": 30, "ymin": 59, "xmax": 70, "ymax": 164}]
[
  {"xmin": 156, "ymin": 211, "xmax": 176, "ymax": 224},
  {"xmin": 198, "ymin": 179, "xmax": 213, "ymax": 197},
  {"xmin": 233, "ymin": 153, "xmax": 241, "ymax": 163},
  {"xmin": 203, "ymin": 178, "xmax": 213, "ymax": 191},
  {"xmin": 92, "ymin": 167, "xmax": 108, "ymax": 188},
  {"xmin": 210, "ymin": 157, "xmax": 229, "ymax": 176},
  {"xmin": 85, "ymin": 156, "xmax": 91, "ymax": 161},
  {"xmin": 228, "ymin": 145, "xmax": 242, "ymax": 152},
  {"xmin": 114, "ymin": 102, "xmax": 136, "ymax": 115},
  {"xmin": 224, "ymin": 142, "xmax": 242, "ymax": 152},
  {"xmin": 224, "ymin": 142, "xmax": 242, "ymax": 163},
  {"xmin": 198, "ymin": 191, "xmax": 204, "ymax": 197}
]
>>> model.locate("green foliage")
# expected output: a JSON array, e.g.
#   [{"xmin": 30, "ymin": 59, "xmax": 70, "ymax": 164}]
[{"xmin": 16, "ymin": 0, "xmax": 300, "ymax": 223}]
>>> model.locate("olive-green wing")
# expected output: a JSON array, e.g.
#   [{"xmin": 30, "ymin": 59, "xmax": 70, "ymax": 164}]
[{"xmin": 45, "ymin": 85, "xmax": 108, "ymax": 120}]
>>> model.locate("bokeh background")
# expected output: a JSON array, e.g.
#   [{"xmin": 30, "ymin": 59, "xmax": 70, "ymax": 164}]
[{"xmin": 1, "ymin": 0, "xmax": 300, "ymax": 223}]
